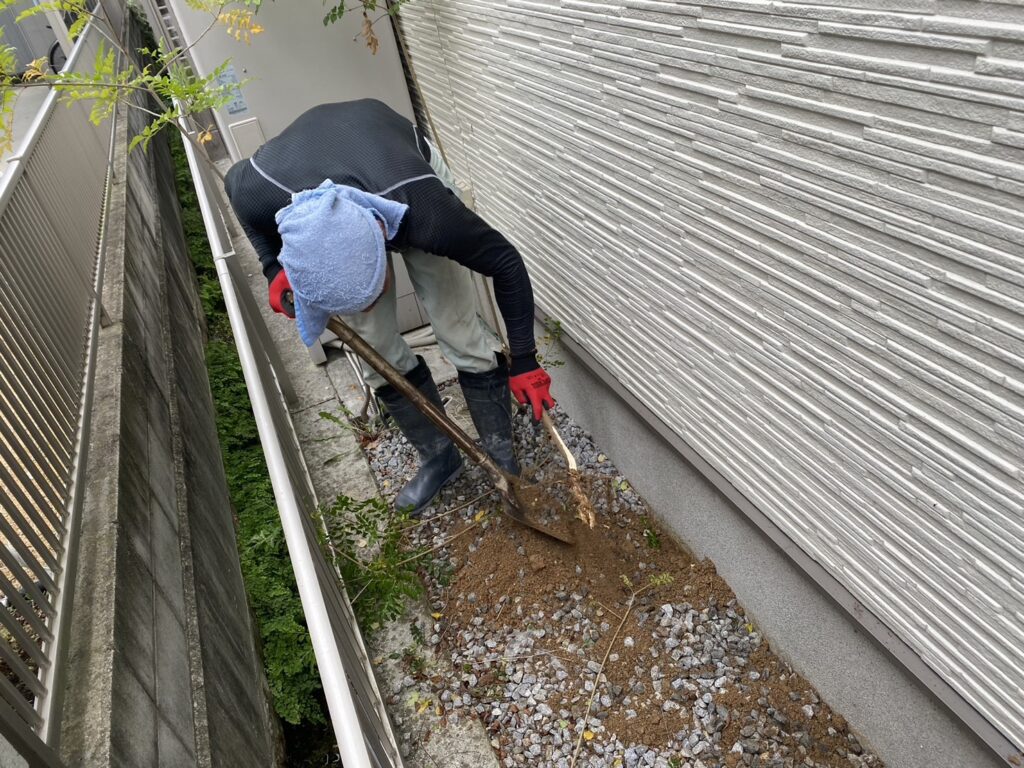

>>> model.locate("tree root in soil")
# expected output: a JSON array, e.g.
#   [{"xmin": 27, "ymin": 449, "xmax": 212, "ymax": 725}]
[
  {"xmin": 541, "ymin": 412, "xmax": 597, "ymax": 528},
  {"xmin": 568, "ymin": 573, "xmax": 675, "ymax": 768}
]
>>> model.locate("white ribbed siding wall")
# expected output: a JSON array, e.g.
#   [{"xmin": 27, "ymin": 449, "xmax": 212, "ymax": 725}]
[{"xmin": 395, "ymin": 0, "xmax": 1024, "ymax": 752}]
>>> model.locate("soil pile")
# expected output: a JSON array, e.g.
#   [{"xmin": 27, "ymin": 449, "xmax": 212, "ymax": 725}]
[{"xmin": 366, "ymin": 394, "xmax": 883, "ymax": 768}]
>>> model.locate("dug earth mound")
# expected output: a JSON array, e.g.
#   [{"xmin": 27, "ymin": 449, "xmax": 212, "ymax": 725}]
[{"xmin": 365, "ymin": 387, "xmax": 883, "ymax": 768}]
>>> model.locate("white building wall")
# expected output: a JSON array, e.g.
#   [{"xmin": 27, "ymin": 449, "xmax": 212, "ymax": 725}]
[
  {"xmin": 396, "ymin": 0, "xmax": 1024, "ymax": 750},
  {"xmin": 161, "ymin": 0, "xmax": 415, "ymax": 159}
]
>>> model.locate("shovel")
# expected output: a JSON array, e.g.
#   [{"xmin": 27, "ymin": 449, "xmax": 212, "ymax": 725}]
[{"xmin": 326, "ymin": 317, "xmax": 574, "ymax": 545}]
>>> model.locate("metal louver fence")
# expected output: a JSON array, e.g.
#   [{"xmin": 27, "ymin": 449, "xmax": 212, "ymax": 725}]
[{"xmin": 0, "ymin": 21, "xmax": 114, "ymax": 752}]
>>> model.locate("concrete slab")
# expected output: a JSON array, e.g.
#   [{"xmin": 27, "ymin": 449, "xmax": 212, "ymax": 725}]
[
  {"xmin": 109, "ymin": 664, "xmax": 158, "ymax": 768},
  {"xmin": 157, "ymin": 716, "xmax": 197, "ymax": 767},
  {"xmin": 0, "ymin": 737, "xmax": 28, "ymax": 768},
  {"xmin": 436, "ymin": 384, "xmax": 479, "ymax": 439},
  {"xmin": 324, "ymin": 352, "xmax": 375, "ymax": 419},
  {"xmin": 290, "ymin": 400, "xmax": 380, "ymax": 504},
  {"xmin": 369, "ymin": 606, "xmax": 501, "ymax": 768},
  {"xmin": 419, "ymin": 344, "xmax": 458, "ymax": 384},
  {"xmin": 153, "ymin": 591, "xmax": 195, "ymax": 751}
]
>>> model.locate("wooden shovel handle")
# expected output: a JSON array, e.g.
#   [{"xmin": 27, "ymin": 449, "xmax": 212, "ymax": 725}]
[
  {"xmin": 541, "ymin": 411, "xmax": 576, "ymax": 471},
  {"xmin": 326, "ymin": 317, "xmax": 576, "ymax": 543},
  {"xmin": 326, "ymin": 317, "xmax": 512, "ymax": 495}
]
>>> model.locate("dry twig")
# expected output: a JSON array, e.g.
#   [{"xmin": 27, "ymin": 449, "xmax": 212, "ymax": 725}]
[{"xmin": 569, "ymin": 574, "xmax": 674, "ymax": 767}]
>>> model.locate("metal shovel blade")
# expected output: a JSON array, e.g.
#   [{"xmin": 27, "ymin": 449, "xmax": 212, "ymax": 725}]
[{"xmin": 501, "ymin": 482, "xmax": 575, "ymax": 545}]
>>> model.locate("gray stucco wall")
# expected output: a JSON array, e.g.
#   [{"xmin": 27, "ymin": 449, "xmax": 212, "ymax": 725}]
[
  {"xmin": 56, "ymin": 97, "xmax": 278, "ymax": 766},
  {"xmin": 396, "ymin": 0, "xmax": 1024, "ymax": 759}
]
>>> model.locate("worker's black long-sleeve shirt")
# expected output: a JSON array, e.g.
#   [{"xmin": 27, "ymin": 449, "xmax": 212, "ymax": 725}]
[{"xmin": 223, "ymin": 99, "xmax": 536, "ymax": 357}]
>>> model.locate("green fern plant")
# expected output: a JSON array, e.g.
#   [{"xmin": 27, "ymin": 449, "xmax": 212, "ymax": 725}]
[{"xmin": 322, "ymin": 495, "xmax": 428, "ymax": 633}]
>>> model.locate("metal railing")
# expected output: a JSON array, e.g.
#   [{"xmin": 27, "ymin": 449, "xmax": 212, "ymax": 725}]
[
  {"xmin": 0, "ymin": 19, "xmax": 114, "ymax": 757},
  {"xmin": 178, "ymin": 124, "xmax": 404, "ymax": 768}
]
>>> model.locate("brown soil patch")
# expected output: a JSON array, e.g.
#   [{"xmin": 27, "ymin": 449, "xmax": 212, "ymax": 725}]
[{"xmin": 432, "ymin": 465, "xmax": 875, "ymax": 764}]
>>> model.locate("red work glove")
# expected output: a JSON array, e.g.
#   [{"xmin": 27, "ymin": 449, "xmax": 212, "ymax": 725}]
[
  {"xmin": 509, "ymin": 353, "xmax": 555, "ymax": 422},
  {"xmin": 268, "ymin": 270, "xmax": 295, "ymax": 318}
]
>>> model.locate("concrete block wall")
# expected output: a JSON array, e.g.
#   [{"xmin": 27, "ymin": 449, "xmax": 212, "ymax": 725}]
[
  {"xmin": 395, "ymin": 0, "xmax": 1024, "ymax": 754},
  {"xmin": 56, "ymin": 93, "xmax": 278, "ymax": 766}
]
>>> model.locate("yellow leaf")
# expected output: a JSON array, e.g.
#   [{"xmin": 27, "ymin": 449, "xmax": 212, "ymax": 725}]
[
  {"xmin": 583, "ymin": 730, "xmax": 594, "ymax": 741},
  {"xmin": 474, "ymin": 509, "xmax": 486, "ymax": 522},
  {"xmin": 417, "ymin": 699, "xmax": 430, "ymax": 714},
  {"xmin": 23, "ymin": 56, "xmax": 47, "ymax": 81},
  {"xmin": 361, "ymin": 12, "xmax": 380, "ymax": 55},
  {"xmin": 431, "ymin": 612, "xmax": 442, "ymax": 620}
]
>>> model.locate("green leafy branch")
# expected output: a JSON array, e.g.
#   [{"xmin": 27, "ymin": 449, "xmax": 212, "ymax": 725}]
[
  {"xmin": 0, "ymin": 0, "xmax": 255, "ymax": 165},
  {"xmin": 0, "ymin": 30, "xmax": 15, "ymax": 128},
  {"xmin": 321, "ymin": 495, "xmax": 429, "ymax": 633},
  {"xmin": 2, "ymin": 0, "xmax": 405, "ymax": 162},
  {"xmin": 322, "ymin": 0, "xmax": 410, "ymax": 54}
]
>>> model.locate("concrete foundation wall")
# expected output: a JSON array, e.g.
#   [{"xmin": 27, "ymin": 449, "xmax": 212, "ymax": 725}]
[
  {"xmin": 396, "ymin": 0, "xmax": 1024, "ymax": 759},
  {"xmin": 56, "ymin": 97, "xmax": 278, "ymax": 767}
]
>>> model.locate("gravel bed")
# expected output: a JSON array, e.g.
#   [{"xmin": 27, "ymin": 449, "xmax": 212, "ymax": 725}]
[{"xmin": 364, "ymin": 385, "xmax": 884, "ymax": 768}]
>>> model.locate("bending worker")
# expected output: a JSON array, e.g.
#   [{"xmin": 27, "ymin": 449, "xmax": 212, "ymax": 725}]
[{"xmin": 224, "ymin": 99, "xmax": 554, "ymax": 515}]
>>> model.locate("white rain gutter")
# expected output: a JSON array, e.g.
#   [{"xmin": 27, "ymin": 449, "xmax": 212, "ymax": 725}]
[{"xmin": 177, "ymin": 129, "xmax": 375, "ymax": 768}]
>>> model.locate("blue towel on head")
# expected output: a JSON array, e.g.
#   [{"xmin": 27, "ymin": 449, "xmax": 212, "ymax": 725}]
[{"xmin": 275, "ymin": 180, "xmax": 408, "ymax": 346}]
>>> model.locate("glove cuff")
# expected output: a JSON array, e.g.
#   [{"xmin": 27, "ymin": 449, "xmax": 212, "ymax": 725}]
[
  {"xmin": 509, "ymin": 350, "xmax": 540, "ymax": 377},
  {"xmin": 266, "ymin": 263, "xmax": 284, "ymax": 284}
]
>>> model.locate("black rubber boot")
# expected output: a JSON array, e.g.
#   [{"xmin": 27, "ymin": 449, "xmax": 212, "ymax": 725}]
[
  {"xmin": 376, "ymin": 356, "xmax": 463, "ymax": 516},
  {"xmin": 458, "ymin": 354, "xmax": 520, "ymax": 475}
]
